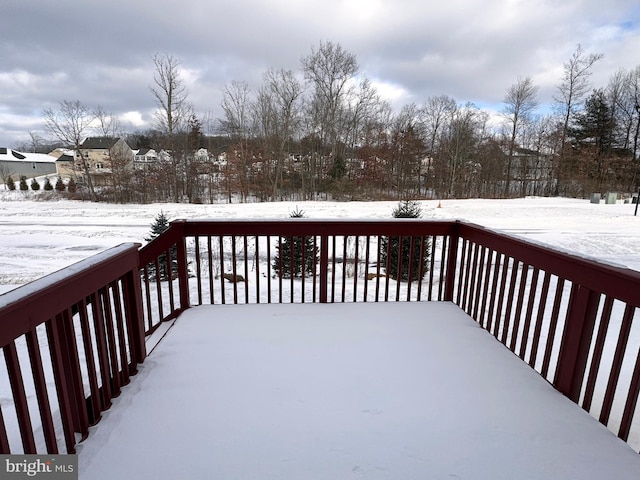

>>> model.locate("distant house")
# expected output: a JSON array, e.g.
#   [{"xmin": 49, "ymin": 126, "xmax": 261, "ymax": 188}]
[
  {"xmin": 48, "ymin": 148, "xmax": 75, "ymax": 179},
  {"xmin": 133, "ymin": 148, "xmax": 159, "ymax": 170},
  {"xmin": 0, "ymin": 148, "xmax": 57, "ymax": 181},
  {"xmin": 54, "ymin": 153, "xmax": 76, "ymax": 179},
  {"xmin": 157, "ymin": 149, "xmax": 173, "ymax": 163},
  {"xmin": 75, "ymin": 137, "xmax": 134, "ymax": 186},
  {"xmin": 505, "ymin": 146, "xmax": 555, "ymax": 195},
  {"xmin": 193, "ymin": 148, "xmax": 212, "ymax": 162}
]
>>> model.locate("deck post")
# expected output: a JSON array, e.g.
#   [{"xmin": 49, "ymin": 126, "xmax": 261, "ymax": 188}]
[
  {"xmin": 172, "ymin": 220, "xmax": 191, "ymax": 312},
  {"xmin": 443, "ymin": 222, "xmax": 460, "ymax": 302},
  {"xmin": 320, "ymin": 235, "xmax": 329, "ymax": 303},
  {"xmin": 554, "ymin": 284, "xmax": 600, "ymax": 401},
  {"xmin": 124, "ymin": 266, "xmax": 147, "ymax": 366}
]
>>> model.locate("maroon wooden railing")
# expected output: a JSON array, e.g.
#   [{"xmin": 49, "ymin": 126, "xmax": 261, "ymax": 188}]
[
  {"xmin": 2, "ymin": 219, "xmax": 640, "ymax": 454},
  {"xmin": 454, "ymin": 223, "xmax": 640, "ymax": 445},
  {"xmin": 139, "ymin": 219, "xmax": 640, "ymax": 450},
  {"xmin": 0, "ymin": 244, "xmax": 145, "ymax": 454},
  {"xmin": 138, "ymin": 219, "xmax": 458, "ymax": 333}
]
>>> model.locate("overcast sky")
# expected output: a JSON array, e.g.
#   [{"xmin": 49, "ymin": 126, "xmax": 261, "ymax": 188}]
[{"xmin": 1, "ymin": 0, "xmax": 639, "ymax": 148}]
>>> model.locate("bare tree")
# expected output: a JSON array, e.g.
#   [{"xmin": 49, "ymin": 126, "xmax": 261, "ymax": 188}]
[
  {"xmin": 519, "ymin": 114, "xmax": 558, "ymax": 196},
  {"xmin": 502, "ymin": 77, "xmax": 539, "ymax": 196},
  {"xmin": 624, "ymin": 67, "xmax": 640, "ymax": 187},
  {"xmin": 29, "ymin": 131, "xmax": 44, "ymax": 152},
  {"xmin": 149, "ymin": 53, "xmax": 191, "ymax": 201},
  {"xmin": 343, "ymin": 78, "xmax": 389, "ymax": 183},
  {"xmin": 301, "ymin": 41, "xmax": 359, "ymax": 188},
  {"xmin": 421, "ymin": 95, "xmax": 457, "ymax": 195},
  {"xmin": 435, "ymin": 103, "xmax": 485, "ymax": 198},
  {"xmin": 554, "ymin": 44, "xmax": 603, "ymax": 194},
  {"xmin": 606, "ymin": 67, "xmax": 640, "ymax": 189},
  {"xmin": 221, "ymin": 80, "xmax": 253, "ymax": 202},
  {"xmin": 388, "ymin": 104, "xmax": 427, "ymax": 197},
  {"xmin": 253, "ymin": 68, "xmax": 305, "ymax": 199},
  {"xmin": 93, "ymin": 105, "xmax": 122, "ymax": 137},
  {"xmin": 617, "ymin": 68, "xmax": 640, "ymax": 153},
  {"xmin": 150, "ymin": 53, "xmax": 190, "ymax": 137},
  {"xmin": 0, "ymin": 163, "xmax": 14, "ymax": 189},
  {"xmin": 43, "ymin": 100, "xmax": 97, "ymax": 200}
]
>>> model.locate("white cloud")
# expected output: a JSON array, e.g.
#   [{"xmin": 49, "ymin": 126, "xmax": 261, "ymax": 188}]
[
  {"xmin": 119, "ymin": 111, "xmax": 146, "ymax": 128},
  {"xmin": 0, "ymin": 0, "xmax": 639, "ymax": 145}
]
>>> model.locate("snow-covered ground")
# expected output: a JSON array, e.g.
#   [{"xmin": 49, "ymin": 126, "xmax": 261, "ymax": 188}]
[
  {"xmin": 1, "ymin": 195, "xmax": 639, "ymax": 294},
  {"xmin": 78, "ymin": 302, "xmax": 640, "ymax": 479},
  {"xmin": 1, "ymin": 194, "xmax": 640, "ymax": 473}
]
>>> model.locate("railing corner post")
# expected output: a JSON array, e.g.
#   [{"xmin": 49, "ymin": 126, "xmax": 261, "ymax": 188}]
[
  {"xmin": 443, "ymin": 221, "xmax": 460, "ymax": 302},
  {"xmin": 172, "ymin": 220, "xmax": 191, "ymax": 311},
  {"xmin": 320, "ymin": 235, "xmax": 329, "ymax": 303}
]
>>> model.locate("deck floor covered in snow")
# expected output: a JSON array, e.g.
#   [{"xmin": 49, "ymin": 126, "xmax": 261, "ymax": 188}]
[{"xmin": 77, "ymin": 302, "xmax": 640, "ymax": 479}]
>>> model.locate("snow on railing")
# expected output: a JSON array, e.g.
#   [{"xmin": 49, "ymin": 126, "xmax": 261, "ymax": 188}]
[{"xmin": 0, "ymin": 243, "xmax": 145, "ymax": 454}]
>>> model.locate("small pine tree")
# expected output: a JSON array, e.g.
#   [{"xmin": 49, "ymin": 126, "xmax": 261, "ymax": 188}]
[
  {"xmin": 380, "ymin": 200, "xmax": 430, "ymax": 281},
  {"xmin": 6, "ymin": 176, "xmax": 15, "ymax": 191},
  {"xmin": 19, "ymin": 176, "xmax": 28, "ymax": 191},
  {"xmin": 272, "ymin": 208, "xmax": 318, "ymax": 278},
  {"xmin": 145, "ymin": 212, "xmax": 179, "ymax": 281},
  {"xmin": 67, "ymin": 178, "xmax": 77, "ymax": 193},
  {"xmin": 145, "ymin": 212, "xmax": 170, "ymax": 242},
  {"xmin": 30, "ymin": 179, "xmax": 40, "ymax": 191},
  {"xmin": 55, "ymin": 177, "xmax": 66, "ymax": 192},
  {"xmin": 43, "ymin": 178, "xmax": 53, "ymax": 191}
]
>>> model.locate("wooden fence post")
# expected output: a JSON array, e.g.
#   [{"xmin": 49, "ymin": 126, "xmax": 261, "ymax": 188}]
[
  {"xmin": 443, "ymin": 222, "xmax": 460, "ymax": 302},
  {"xmin": 320, "ymin": 235, "xmax": 329, "ymax": 303},
  {"xmin": 172, "ymin": 220, "xmax": 191, "ymax": 312},
  {"xmin": 554, "ymin": 284, "xmax": 600, "ymax": 401},
  {"xmin": 124, "ymin": 267, "xmax": 147, "ymax": 366}
]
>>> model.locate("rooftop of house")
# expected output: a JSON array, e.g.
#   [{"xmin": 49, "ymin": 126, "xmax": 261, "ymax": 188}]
[
  {"xmin": 80, "ymin": 137, "xmax": 124, "ymax": 150},
  {"xmin": 0, "ymin": 148, "xmax": 57, "ymax": 163},
  {"xmin": 56, "ymin": 153, "xmax": 74, "ymax": 162},
  {"xmin": 134, "ymin": 148, "xmax": 159, "ymax": 157}
]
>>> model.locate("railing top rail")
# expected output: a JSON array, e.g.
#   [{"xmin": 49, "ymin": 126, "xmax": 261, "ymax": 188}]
[
  {"xmin": 0, "ymin": 242, "xmax": 141, "ymax": 347},
  {"xmin": 458, "ymin": 222, "xmax": 640, "ymax": 306},
  {"xmin": 181, "ymin": 218, "xmax": 456, "ymax": 235},
  {"xmin": 138, "ymin": 219, "xmax": 460, "ymax": 265},
  {"xmin": 180, "ymin": 218, "xmax": 458, "ymax": 236}
]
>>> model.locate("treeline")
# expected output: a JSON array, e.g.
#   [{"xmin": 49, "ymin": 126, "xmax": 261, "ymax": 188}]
[{"xmin": 30, "ymin": 42, "xmax": 640, "ymax": 203}]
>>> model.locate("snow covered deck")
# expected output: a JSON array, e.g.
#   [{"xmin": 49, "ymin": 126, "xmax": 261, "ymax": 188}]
[{"xmin": 77, "ymin": 302, "xmax": 640, "ymax": 479}]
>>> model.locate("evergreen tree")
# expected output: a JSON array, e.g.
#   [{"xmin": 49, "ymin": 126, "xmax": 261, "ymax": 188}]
[
  {"xmin": 145, "ymin": 212, "xmax": 179, "ymax": 281},
  {"xmin": 19, "ymin": 176, "xmax": 28, "ymax": 191},
  {"xmin": 43, "ymin": 178, "xmax": 53, "ymax": 191},
  {"xmin": 272, "ymin": 208, "xmax": 318, "ymax": 278},
  {"xmin": 570, "ymin": 89, "xmax": 616, "ymax": 155},
  {"xmin": 380, "ymin": 200, "xmax": 430, "ymax": 281},
  {"xmin": 6, "ymin": 176, "xmax": 15, "ymax": 191},
  {"xmin": 329, "ymin": 155, "xmax": 347, "ymax": 179},
  {"xmin": 568, "ymin": 89, "xmax": 622, "ymax": 190},
  {"xmin": 67, "ymin": 178, "xmax": 77, "ymax": 193},
  {"xmin": 55, "ymin": 177, "xmax": 66, "ymax": 192},
  {"xmin": 145, "ymin": 211, "xmax": 171, "ymax": 242},
  {"xmin": 30, "ymin": 179, "xmax": 40, "ymax": 191}
]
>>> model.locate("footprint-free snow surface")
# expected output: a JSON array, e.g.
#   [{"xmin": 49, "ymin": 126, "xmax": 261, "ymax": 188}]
[{"xmin": 78, "ymin": 302, "xmax": 640, "ymax": 479}]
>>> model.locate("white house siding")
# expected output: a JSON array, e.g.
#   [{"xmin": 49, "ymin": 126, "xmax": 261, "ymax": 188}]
[{"xmin": 0, "ymin": 149, "xmax": 57, "ymax": 179}]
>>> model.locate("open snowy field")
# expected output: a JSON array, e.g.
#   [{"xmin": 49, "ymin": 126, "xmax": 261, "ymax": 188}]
[
  {"xmin": 1, "ymin": 194, "xmax": 640, "ymax": 469},
  {"xmin": 1, "ymin": 195, "xmax": 639, "ymax": 294}
]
